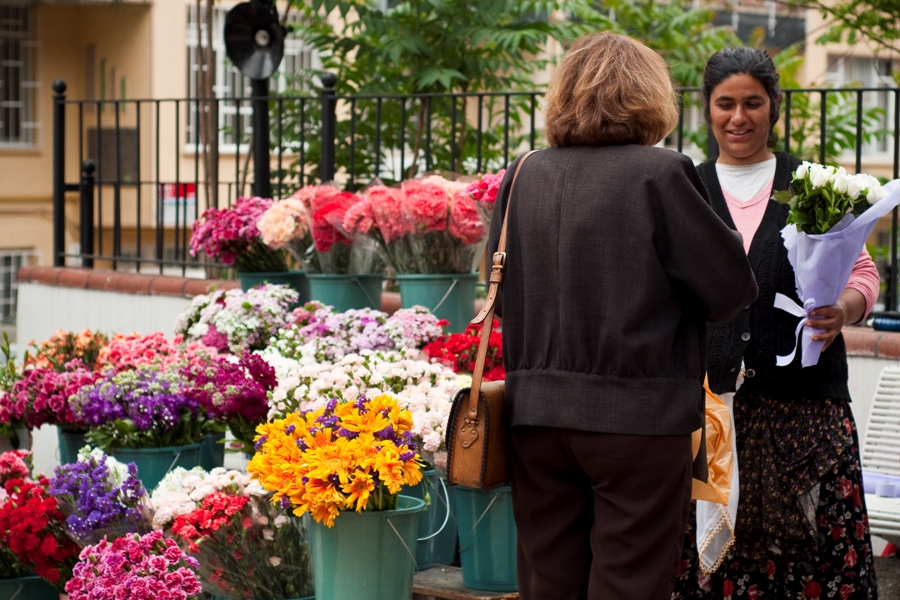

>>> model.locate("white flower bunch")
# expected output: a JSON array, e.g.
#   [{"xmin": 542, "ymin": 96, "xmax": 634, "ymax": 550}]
[
  {"xmin": 795, "ymin": 161, "xmax": 887, "ymax": 204},
  {"xmin": 76, "ymin": 445, "xmax": 132, "ymax": 487},
  {"xmin": 269, "ymin": 348, "xmax": 460, "ymax": 453}
]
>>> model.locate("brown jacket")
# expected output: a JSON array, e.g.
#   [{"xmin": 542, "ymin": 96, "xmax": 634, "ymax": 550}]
[{"xmin": 488, "ymin": 145, "xmax": 757, "ymax": 436}]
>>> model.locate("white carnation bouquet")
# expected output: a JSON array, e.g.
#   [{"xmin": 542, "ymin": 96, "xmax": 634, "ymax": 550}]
[{"xmin": 773, "ymin": 161, "xmax": 900, "ymax": 366}]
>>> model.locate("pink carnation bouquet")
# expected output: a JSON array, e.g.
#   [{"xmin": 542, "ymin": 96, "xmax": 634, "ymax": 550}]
[
  {"xmin": 402, "ymin": 175, "xmax": 487, "ymax": 273},
  {"xmin": 257, "ymin": 185, "xmax": 337, "ymax": 271},
  {"xmin": 64, "ymin": 530, "xmax": 204, "ymax": 600},
  {"xmin": 344, "ymin": 184, "xmax": 419, "ymax": 273},
  {"xmin": 465, "ymin": 169, "xmax": 506, "ymax": 230},
  {"xmin": 190, "ymin": 196, "xmax": 288, "ymax": 273}
]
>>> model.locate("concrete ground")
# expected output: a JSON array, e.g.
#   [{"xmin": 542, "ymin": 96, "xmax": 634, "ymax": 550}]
[{"xmin": 876, "ymin": 555, "xmax": 900, "ymax": 598}]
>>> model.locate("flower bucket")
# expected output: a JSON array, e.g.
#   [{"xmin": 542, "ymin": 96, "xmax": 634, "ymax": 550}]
[
  {"xmin": 396, "ymin": 273, "xmax": 478, "ymax": 333},
  {"xmin": 109, "ymin": 443, "xmax": 202, "ymax": 492},
  {"xmin": 308, "ymin": 495, "xmax": 425, "ymax": 600},
  {"xmin": 432, "ymin": 475, "xmax": 458, "ymax": 566},
  {"xmin": 200, "ymin": 431, "xmax": 226, "ymax": 471},
  {"xmin": 0, "ymin": 575, "xmax": 58, "ymax": 600},
  {"xmin": 455, "ymin": 485, "xmax": 518, "ymax": 592},
  {"xmin": 307, "ymin": 273, "xmax": 384, "ymax": 312},
  {"xmin": 400, "ymin": 469, "xmax": 451, "ymax": 570},
  {"xmin": 57, "ymin": 428, "xmax": 87, "ymax": 465},
  {"xmin": 238, "ymin": 270, "xmax": 310, "ymax": 304}
]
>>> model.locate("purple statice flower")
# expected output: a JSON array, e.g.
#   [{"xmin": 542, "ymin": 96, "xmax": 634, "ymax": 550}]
[{"xmin": 49, "ymin": 452, "xmax": 149, "ymax": 541}]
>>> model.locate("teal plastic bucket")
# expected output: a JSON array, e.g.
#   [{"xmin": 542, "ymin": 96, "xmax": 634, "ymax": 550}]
[
  {"xmin": 238, "ymin": 270, "xmax": 310, "ymax": 304},
  {"xmin": 308, "ymin": 495, "xmax": 424, "ymax": 600},
  {"xmin": 57, "ymin": 428, "xmax": 87, "ymax": 465},
  {"xmin": 0, "ymin": 575, "xmax": 58, "ymax": 600},
  {"xmin": 307, "ymin": 274, "xmax": 384, "ymax": 312},
  {"xmin": 432, "ymin": 475, "xmax": 458, "ymax": 566},
  {"xmin": 200, "ymin": 432, "xmax": 226, "ymax": 471},
  {"xmin": 455, "ymin": 485, "xmax": 518, "ymax": 592},
  {"xmin": 109, "ymin": 443, "xmax": 202, "ymax": 492},
  {"xmin": 401, "ymin": 469, "xmax": 451, "ymax": 570},
  {"xmin": 396, "ymin": 273, "xmax": 478, "ymax": 333}
]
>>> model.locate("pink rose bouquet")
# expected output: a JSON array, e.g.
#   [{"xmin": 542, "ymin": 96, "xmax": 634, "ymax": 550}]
[
  {"xmin": 64, "ymin": 530, "xmax": 203, "ymax": 600},
  {"xmin": 190, "ymin": 196, "xmax": 288, "ymax": 273}
]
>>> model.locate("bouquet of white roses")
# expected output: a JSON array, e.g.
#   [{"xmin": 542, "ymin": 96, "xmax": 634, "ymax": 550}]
[
  {"xmin": 773, "ymin": 161, "xmax": 900, "ymax": 367},
  {"xmin": 268, "ymin": 348, "xmax": 459, "ymax": 457}
]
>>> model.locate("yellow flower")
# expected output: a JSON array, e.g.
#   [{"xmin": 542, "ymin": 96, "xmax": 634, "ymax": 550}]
[{"xmin": 342, "ymin": 471, "xmax": 376, "ymax": 511}]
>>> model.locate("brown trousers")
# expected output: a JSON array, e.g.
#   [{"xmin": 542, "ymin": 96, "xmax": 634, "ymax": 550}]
[{"xmin": 508, "ymin": 426, "xmax": 693, "ymax": 600}]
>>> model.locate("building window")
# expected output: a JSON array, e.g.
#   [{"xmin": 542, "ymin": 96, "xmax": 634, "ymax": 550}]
[
  {"xmin": 826, "ymin": 54, "xmax": 897, "ymax": 157},
  {"xmin": 0, "ymin": 6, "xmax": 38, "ymax": 147},
  {"xmin": 0, "ymin": 249, "xmax": 34, "ymax": 325},
  {"xmin": 185, "ymin": 5, "xmax": 319, "ymax": 152}
]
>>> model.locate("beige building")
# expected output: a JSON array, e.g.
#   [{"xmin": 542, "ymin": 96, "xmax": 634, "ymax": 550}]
[{"xmin": 0, "ymin": 0, "xmax": 898, "ymax": 328}]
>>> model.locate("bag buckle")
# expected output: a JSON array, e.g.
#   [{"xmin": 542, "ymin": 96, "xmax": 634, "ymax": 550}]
[
  {"xmin": 492, "ymin": 252, "xmax": 506, "ymax": 272},
  {"xmin": 459, "ymin": 416, "xmax": 479, "ymax": 448}
]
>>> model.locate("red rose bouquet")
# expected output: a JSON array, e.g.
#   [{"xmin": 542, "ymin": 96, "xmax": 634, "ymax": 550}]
[
  {"xmin": 422, "ymin": 318, "xmax": 504, "ymax": 381},
  {"xmin": 0, "ymin": 475, "xmax": 81, "ymax": 591}
]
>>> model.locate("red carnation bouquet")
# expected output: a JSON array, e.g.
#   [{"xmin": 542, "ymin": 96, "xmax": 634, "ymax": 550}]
[
  {"xmin": 423, "ymin": 318, "xmax": 504, "ymax": 381},
  {"xmin": 308, "ymin": 189, "xmax": 381, "ymax": 274},
  {"xmin": 0, "ymin": 474, "xmax": 81, "ymax": 591}
]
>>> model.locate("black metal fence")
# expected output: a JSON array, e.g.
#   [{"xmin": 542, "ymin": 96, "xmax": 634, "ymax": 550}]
[{"xmin": 51, "ymin": 76, "xmax": 900, "ymax": 311}]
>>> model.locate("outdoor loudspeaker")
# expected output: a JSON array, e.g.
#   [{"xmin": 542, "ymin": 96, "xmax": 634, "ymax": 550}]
[{"xmin": 224, "ymin": 0, "xmax": 285, "ymax": 80}]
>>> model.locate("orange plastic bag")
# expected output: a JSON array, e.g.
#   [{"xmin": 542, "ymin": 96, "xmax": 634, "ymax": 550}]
[{"xmin": 691, "ymin": 380, "xmax": 733, "ymax": 506}]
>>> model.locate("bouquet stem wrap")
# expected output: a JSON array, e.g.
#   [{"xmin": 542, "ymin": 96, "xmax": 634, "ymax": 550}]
[{"xmin": 777, "ymin": 180, "xmax": 900, "ymax": 367}]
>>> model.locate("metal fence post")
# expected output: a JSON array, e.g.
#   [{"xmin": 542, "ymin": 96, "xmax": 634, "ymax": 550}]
[
  {"xmin": 320, "ymin": 72, "xmax": 337, "ymax": 183},
  {"xmin": 52, "ymin": 80, "xmax": 67, "ymax": 267},
  {"xmin": 251, "ymin": 78, "xmax": 273, "ymax": 199},
  {"xmin": 80, "ymin": 160, "xmax": 96, "ymax": 269}
]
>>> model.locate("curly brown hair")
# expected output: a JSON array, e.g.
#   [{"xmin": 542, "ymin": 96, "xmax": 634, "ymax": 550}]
[{"xmin": 544, "ymin": 32, "xmax": 679, "ymax": 147}]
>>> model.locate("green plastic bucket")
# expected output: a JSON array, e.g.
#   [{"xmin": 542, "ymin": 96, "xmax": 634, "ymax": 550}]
[
  {"xmin": 307, "ymin": 274, "xmax": 384, "ymax": 312},
  {"xmin": 57, "ymin": 428, "xmax": 87, "ymax": 465},
  {"xmin": 0, "ymin": 575, "xmax": 58, "ymax": 600},
  {"xmin": 455, "ymin": 485, "xmax": 518, "ymax": 592},
  {"xmin": 432, "ymin": 475, "xmax": 458, "ymax": 566},
  {"xmin": 200, "ymin": 432, "xmax": 226, "ymax": 471},
  {"xmin": 109, "ymin": 443, "xmax": 202, "ymax": 492},
  {"xmin": 396, "ymin": 273, "xmax": 478, "ymax": 333},
  {"xmin": 238, "ymin": 270, "xmax": 310, "ymax": 305},
  {"xmin": 401, "ymin": 469, "xmax": 452, "ymax": 570},
  {"xmin": 308, "ymin": 495, "xmax": 424, "ymax": 600}
]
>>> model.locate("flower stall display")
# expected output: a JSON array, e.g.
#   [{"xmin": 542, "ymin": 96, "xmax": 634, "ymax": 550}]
[
  {"xmin": 49, "ymin": 447, "xmax": 151, "ymax": 546},
  {"xmin": 259, "ymin": 302, "xmax": 446, "ymax": 371},
  {"xmin": 174, "ymin": 284, "xmax": 298, "ymax": 354},
  {"xmin": 190, "ymin": 196, "xmax": 289, "ymax": 274},
  {"xmin": 151, "ymin": 467, "xmax": 314, "ymax": 600},
  {"xmin": 268, "ymin": 349, "xmax": 459, "ymax": 462},
  {"xmin": 64, "ymin": 530, "xmax": 204, "ymax": 600},
  {"xmin": 0, "ymin": 474, "xmax": 81, "ymax": 592},
  {"xmin": 249, "ymin": 395, "xmax": 425, "ymax": 600},
  {"xmin": 71, "ymin": 363, "xmax": 207, "ymax": 490},
  {"xmin": 181, "ymin": 353, "xmax": 276, "ymax": 455},
  {"xmin": 423, "ymin": 318, "xmax": 505, "ymax": 382},
  {"xmin": 773, "ymin": 163, "xmax": 900, "ymax": 366},
  {"xmin": 465, "ymin": 169, "xmax": 506, "ymax": 230}
]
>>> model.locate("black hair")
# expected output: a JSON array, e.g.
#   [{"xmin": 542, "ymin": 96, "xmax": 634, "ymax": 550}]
[{"xmin": 702, "ymin": 47, "xmax": 781, "ymax": 148}]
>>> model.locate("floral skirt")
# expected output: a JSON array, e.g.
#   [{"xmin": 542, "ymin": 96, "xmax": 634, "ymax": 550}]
[{"xmin": 672, "ymin": 391, "xmax": 878, "ymax": 599}]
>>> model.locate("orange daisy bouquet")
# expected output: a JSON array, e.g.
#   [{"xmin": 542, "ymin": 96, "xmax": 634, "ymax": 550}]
[{"xmin": 248, "ymin": 394, "xmax": 423, "ymax": 527}]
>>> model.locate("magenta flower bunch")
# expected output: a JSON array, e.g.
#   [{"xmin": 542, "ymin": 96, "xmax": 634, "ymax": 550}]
[
  {"xmin": 181, "ymin": 354, "xmax": 276, "ymax": 454},
  {"xmin": 3, "ymin": 361, "xmax": 99, "ymax": 430},
  {"xmin": 65, "ymin": 530, "xmax": 203, "ymax": 600},
  {"xmin": 189, "ymin": 196, "xmax": 288, "ymax": 273}
]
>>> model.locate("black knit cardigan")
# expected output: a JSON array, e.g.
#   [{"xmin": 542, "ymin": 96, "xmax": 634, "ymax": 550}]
[{"xmin": 698, "ymin": 153, "xmax": 851, "ymax": 401}]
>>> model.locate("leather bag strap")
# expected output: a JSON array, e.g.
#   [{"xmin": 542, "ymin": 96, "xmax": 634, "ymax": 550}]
[{"xmin": 467, "ymin": 150, "xmax": 538, "ymax": 419}]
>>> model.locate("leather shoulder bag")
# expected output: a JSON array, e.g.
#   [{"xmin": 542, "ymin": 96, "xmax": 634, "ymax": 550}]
[{"xmin": 445, "ymin": 150, "xmax": 537, "ymax": 489}]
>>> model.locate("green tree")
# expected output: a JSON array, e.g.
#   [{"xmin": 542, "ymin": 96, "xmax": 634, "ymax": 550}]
[{"xmin": 789, "ymin": 0, "xmax": 899, "ymax": 50}]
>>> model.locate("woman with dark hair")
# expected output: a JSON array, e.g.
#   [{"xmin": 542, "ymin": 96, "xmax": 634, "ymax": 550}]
[
  {"xmin": 672, "ymin": 47, "xmax": 880, "ymax": 599},
  {"xmin": 486, "ymin": 33, "xmax": 758, "ymax": 600}
]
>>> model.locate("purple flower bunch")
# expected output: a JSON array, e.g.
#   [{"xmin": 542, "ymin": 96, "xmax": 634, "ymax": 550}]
[
  {"xmin": 65, "ymin": 530, "xmax": 203, "ymax": 600},
  {"xmin": 49, "ymin": 448, "xmax": 150, "ymax": 545},
  {"xmin": 189, "ymin": 196, "xmax": 288, "ymax": 273},
  {"xmin": 72, "ymin": 365, "xmax": 205, "ymax": 450},
  {"xmin": 181, "ymin": 354, "xmax": 276, "ymax": 454}
]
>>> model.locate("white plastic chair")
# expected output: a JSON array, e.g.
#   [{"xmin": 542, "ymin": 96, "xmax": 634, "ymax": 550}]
[{"xmin": 861, "ymin": 365, "xmax": 900, "ymax": 545}]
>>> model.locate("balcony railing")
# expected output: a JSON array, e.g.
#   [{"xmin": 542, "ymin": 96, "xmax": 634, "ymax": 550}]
[{"xmin": 50, "ymin": 76, "xmax": 900, "ymax": 311}]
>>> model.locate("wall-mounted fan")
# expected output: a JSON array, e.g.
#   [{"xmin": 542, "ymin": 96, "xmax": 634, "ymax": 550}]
[{"xmin": 224, "ymin": 0, "xmax": 286, "ymax": 80}]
